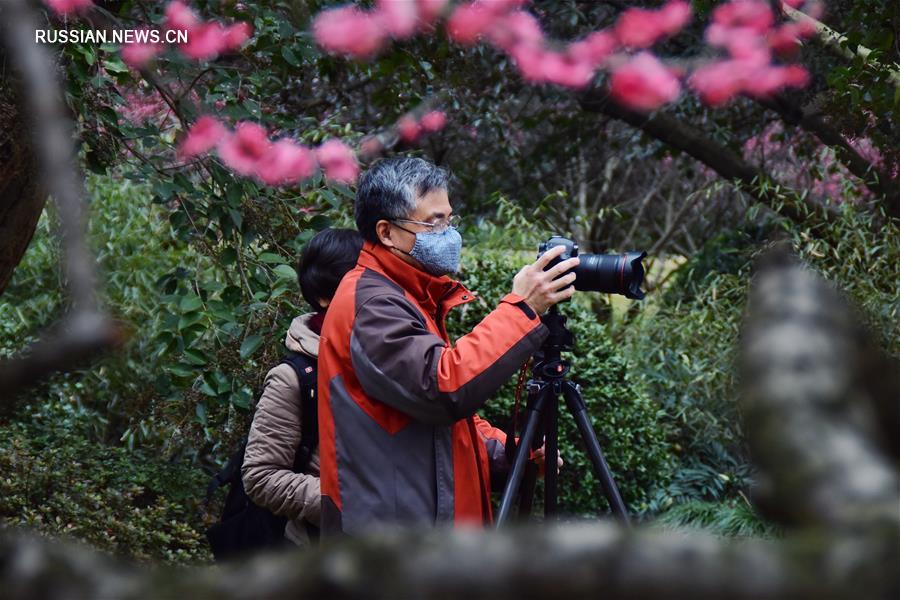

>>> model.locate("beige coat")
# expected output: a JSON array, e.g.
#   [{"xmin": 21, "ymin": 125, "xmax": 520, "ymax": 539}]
[{"xmin": 242, "ymin": 314, "xmax": 321, "ymax": 546}]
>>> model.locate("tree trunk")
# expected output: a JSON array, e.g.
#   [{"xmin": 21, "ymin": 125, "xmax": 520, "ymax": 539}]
[{"xmin": 0, "ymin": 66, "xmax": 44, "ymax": 297}]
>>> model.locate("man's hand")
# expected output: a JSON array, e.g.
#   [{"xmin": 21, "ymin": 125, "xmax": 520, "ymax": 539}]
[
  {"xmin": 512, "ymin": 245, "xmax": 580, "ymax": 315},
  {"xmin": 533, "ymin": 443, "xmax": 564, "ymax": 477}
]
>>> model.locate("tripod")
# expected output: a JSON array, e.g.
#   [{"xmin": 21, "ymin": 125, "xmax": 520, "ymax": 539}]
[{"xmin": 496, "ymin": 307, "xmax": 631, "ymax": 526}]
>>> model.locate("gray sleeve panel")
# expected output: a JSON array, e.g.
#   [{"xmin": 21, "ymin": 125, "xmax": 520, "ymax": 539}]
[
  {"xmin": 351, "ymin": 292, "xmax": 549, "ymax": 426},
  {"xmin": 484, "ymin": 437, "xmax": 510, "ymax": 484},
  {"xmin": 350, "ymin": 293, "xmax": 457, "ymax": 426},
  {"xmin": 484, "ymin": 437, "xmax": 506, "ymax": 465}
]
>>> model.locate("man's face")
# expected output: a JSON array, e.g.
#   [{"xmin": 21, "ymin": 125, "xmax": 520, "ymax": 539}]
[{"xmin": 377, "ymin": 188, "xmax": 454, "ymax": 271}]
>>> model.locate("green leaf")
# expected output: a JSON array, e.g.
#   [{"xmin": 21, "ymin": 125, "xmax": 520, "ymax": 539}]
[
  {"xmin": 220, "ymin": 247, "xmax": 238, "ymax": 265},
  {"xmin": 180, "ymin": 295, "xmax": 203, "ymax": 312},
  {"xmin": 273, "ymin": 264, "xmax": 297, "ymax": 280},
  {"xmin": 229, "ymin": 209, "xmax": 244, "ymax": 230},
  {"xmin": 168, "ymin": 363, "xmax": 195, "ymax": 378},
  {"xmin": 103, "ymin": 57, "xmax": 129, "ymax": 74},
  {"xmin": 195, "ymin": 402, "xmax": 208, "ymax": 425},
  {"xmin": 282, "ymin": 46, "xmax": 300, "ymax": 66},
  {"xmin": 182, "ymin": 349, "xmax": 207, "ymax": 366},
  {"xmin": 239, "ymin": 335, "xmax": 264, "ymax": 359},
  {"xmin": 259, "ymin": 252, "xmax": 287, "ymax": 264},
  {"xmin": 231, "ymin": 389, "xmax": 252, "ymax": 410}
]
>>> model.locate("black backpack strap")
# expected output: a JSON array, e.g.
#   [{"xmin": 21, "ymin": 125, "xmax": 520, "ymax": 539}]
[
  {"xmin": 204, "ymin": 437, "xmax": 248, "ymax": 506},
  {"xmin": 280, "ymin": 352, "xmax": 319, "ymax": 473}
]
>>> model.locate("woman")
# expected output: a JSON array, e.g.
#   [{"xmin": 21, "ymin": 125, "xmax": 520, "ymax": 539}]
[{"xmin": 242, "ymin": 228, "xmax": 363, "ymax": 546}]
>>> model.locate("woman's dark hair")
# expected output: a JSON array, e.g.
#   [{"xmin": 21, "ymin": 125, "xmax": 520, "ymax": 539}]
[{"xmin": 297, "ymin": 228, "xmax": 364, "ymax": 309}]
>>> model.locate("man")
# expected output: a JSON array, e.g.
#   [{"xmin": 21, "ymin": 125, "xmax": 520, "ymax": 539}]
[{"xmin": 317, "ymin": 157, "xmax": 578, "ymax": 535}]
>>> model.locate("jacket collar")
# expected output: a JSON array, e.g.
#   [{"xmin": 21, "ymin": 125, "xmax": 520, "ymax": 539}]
[{"xmin": 357, "ymin": 241, "xmax": 471, "ymax": 315}]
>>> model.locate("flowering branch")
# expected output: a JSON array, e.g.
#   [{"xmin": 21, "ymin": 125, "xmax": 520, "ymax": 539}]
[{"xmin": 313, "ymin": 0, "xmax": 823, "ymax": 112}]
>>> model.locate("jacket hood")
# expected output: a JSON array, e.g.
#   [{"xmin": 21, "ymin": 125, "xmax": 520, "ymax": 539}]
[{"xmin": 286, "ymin": 313, "xmax": 320, "ymax": 358}]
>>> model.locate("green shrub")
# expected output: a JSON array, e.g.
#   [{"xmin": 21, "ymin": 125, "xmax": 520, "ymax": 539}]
[
  {"xmin": 627, "ymin": 228, "xmax": 759, "ymax": 510},
  {"xmin": 654, "ymin": 498, "xmax": 778, "ymax": 538},
  {"xmin": 0, "ymin": 174, "xmax": 211, "ymax": 448},
  {"xmin": 448, "ymin": 249, "xmax": 675, "ymax": 516},
  {"xmin": 630, "ymin": 207, "xmax": 900, "ymax": 512},
  {"xmin": 0, "ymin": 403, "xmax": 211, "ymax": 564}
]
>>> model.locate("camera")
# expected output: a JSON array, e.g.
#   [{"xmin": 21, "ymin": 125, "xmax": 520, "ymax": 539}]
[{"xmin": 537, "ymin": 235, "xmax": 647, "ymax": 300}]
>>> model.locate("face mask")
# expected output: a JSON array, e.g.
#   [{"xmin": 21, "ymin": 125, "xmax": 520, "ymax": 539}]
[{"xmin": 405, "ymin": 227, "xmax": 462, "ymax": 276}]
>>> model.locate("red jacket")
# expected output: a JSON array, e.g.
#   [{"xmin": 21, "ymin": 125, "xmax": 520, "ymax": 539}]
[{"xmin": 317, "ymin": 241, "xmax": 548, "ymax": 534}]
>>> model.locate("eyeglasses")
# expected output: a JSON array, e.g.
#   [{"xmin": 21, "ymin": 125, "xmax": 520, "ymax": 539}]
[{"xmin": 392, "ymin": 214, "xmax": 461, "ymax": 234}]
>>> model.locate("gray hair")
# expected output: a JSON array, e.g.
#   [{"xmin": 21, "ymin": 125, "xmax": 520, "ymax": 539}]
[{"xmin": 355, "ymin": 157, "xmax": 450, "ymax": 243}]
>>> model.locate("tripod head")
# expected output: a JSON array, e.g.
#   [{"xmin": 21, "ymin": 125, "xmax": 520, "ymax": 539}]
[{"xmin": 532, "ymin": 306, "xmax": 574, "ymax": 381}]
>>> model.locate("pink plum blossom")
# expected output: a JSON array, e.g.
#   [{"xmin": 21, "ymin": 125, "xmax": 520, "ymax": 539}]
[
  {"xmin": 689, "ymin": 60, "xmax": 747, "ymax": 105},
  {"xmin": 313, "ymin": 6, "xmax": 387, "ymax": 59},
  {"xmin": 721, "ymin": 27, "xmax": 770, "ymax": 62},
  {"xmin": 181, "ymin": 23, "xmax": 229, "ymax": 60},
  {"xmin": 121, "ymin": 32, "xmax": 163, "ymax": 69},
  {"xmin": 376, "ymin": 0, "xmax": 419, "ymax": 39},
  {"xmin": 690, "ymin": 59, "xmax": 809, "ymax": 105},
  {"xmin": 224, "ymin": 22, "xmax": 253, "ymax": 48},
  {"xmin": 567, "ymin": 31, "xmax": 617, "ymax": 68},
  {"xmin": 420, "ymin": 110, "xmax": 447, "ymax": 132},
  {"xmin": 487, "ymin": 10, "xmax": 544, "ymax": 52},
  {"xmin": 217, "ymin": 122, "xmax": 271, "ymax": 175},
  {"xmin": 658, "ymin": 1, "xmax": 692, "ymax": 36},
  {"xmin": 743, "ymin": 64, "xmax": 809, "ymax": 98},
  {"xmin": 615, "ymin": 7, "xmax": 663, "ymax": 48},
  {"xmin": 610, "ymin": 52, "xmax": 681, "ymax": 112},
  {"xmin": 316, "ymin": 140, "xmax": 359, "ymax": 184},
  {"xmin": 45, "ymin": 0, "xmax": 93, "ymax": 16},
  {"xmin": 447, "ymin": 2, "xmax": 497, "ymax": 45},
  {"xmin": 397, "ymin": 115, "xmax": 421, "ymax": 142},
  {"xmin": 540, "ymin": 52, "xmax": 595, "ymax": 89},
  {"xmin": 509, "ymin": 43, "xmax": 546, "ymax": 83},
  {"xmin": 615, "ymin": 1, "xmax": 691, "ymax": 49},
  {"xmin": 712, "ymin": 0, "xmax": 773, "ymax": 34},
  {"xmin": 254, "ymin": 140, "xmax": 317, "ymax": 186},
  {"xmin": 165, "ymin": 1, "xmax": 199, "ymax": 31},
  {"xmin": 179, "ymin": 116, "xmax": 227, "ymax": 158},
  {"xmin": 767, "ymin": 22, "xmax": 816, "ymax": 57}
]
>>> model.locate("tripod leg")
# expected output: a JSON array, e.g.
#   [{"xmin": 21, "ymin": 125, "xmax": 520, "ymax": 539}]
[
  {"xmin": 496, "ymin": 383, "xmax": 549, "ymax": 526},
  {"xmin": 543, "ymin": 384, "xmax": 559, "ymax": 518},
  {"xmin": 517, "ymin": 462, "xmax": 539, "ymax": 517},
  {"xmin": 562, "ymin": 381, "xmax": 631, "ymax": 526}
]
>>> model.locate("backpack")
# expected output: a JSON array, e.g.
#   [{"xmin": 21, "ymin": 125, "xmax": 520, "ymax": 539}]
[{"xmin": 204, "ymin": 351, "xmax": 319, "ymax": 561}]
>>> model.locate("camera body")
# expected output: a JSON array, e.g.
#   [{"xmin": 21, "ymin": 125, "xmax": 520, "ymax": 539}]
[{"xmin": 537, "ymin": 235, "xmax": 647, "ymax": 300}]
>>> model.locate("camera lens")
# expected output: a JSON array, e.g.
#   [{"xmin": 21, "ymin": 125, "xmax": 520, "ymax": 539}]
[{"xmin": 575, "ymin": 252, "xmax": 647, "ymax": 299}]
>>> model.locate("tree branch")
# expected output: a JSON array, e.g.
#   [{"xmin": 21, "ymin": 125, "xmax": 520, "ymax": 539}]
[
  {"xmin": 755, "ymin": 95, "xmax": 899, "ymax": 217},
  {"xmin": 577, "ymin": 88, "xmax": 836, "ymax": 230},
  {"xmin": 741, "ymin": 246, "xmax": 900, "ymax": 531}
]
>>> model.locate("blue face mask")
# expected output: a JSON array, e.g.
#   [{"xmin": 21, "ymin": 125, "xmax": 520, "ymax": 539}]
[{"xmin": 405, "ymin": 227, "xmax": 463, "ymax": 276}]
